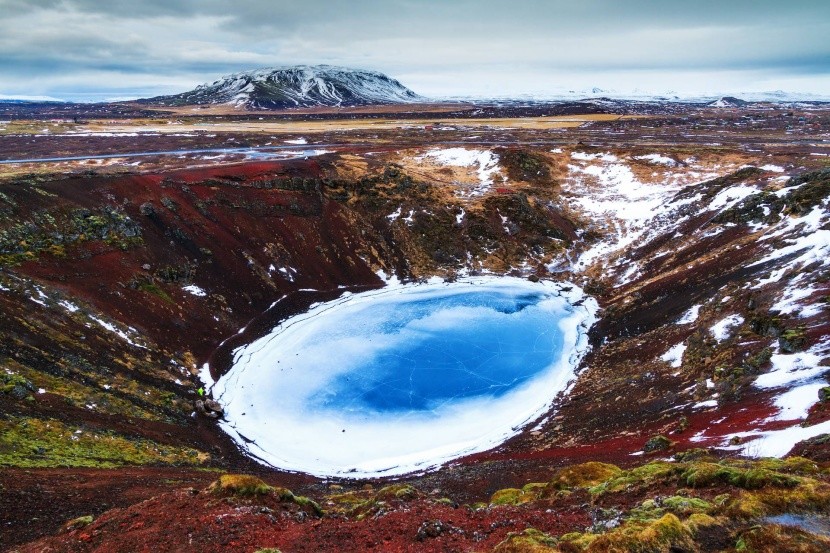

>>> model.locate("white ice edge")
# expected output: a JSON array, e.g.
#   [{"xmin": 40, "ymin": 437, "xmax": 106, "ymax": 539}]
[{"xmin": 213, "ymin": 276, "xmax": 597, "ymax": 478}]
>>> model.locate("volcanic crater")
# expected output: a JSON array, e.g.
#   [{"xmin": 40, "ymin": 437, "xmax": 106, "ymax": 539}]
[{"xmin": 1, "ymin": 100, "xmax": 830, "ymax": 552}]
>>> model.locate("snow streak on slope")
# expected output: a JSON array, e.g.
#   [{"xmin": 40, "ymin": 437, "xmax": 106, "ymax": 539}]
[
  {"xmin": 561, "ymin": 151, "xmax": 727, "ymax": 274},
  {"xmin": 657, "ymin": 169, "xmax": 830, "ymax": 458},
  {"xmin": 418, "ymin": 148, "xmax": 502, "ymax": 197},
  {"xmin": 751, "ymin": 202, "xmax": 830, "ymax": 318}
]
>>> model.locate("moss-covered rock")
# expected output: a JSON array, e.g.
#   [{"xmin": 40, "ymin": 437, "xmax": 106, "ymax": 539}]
[
  {"xmin": 735, "ymin": 523, "xmax": 830, "ymax": 552},
  {"xmin": 783, "ymin": 168, "xmax": 830, "ymax": 216},
  {"xmin": 548, "ymin": 462, "xmax": 622, "ymax": 491},
  {"xmin": 493, "ymin": 527, "xmax": 559, "ymax": 553},
  {"xmin": 644, "ymin": 435, "xmax": 674, "ymax": 453},
  {"xmin": 61, "ymin": 515, "xmax": 93, "ymax": 532},
  {"xmin": 590, "ymin": 461, "xmax": 683, "ymax": 496},
  {"xmin": 208, "ymin": 475, "xmax": 323, "ymax": 515},
  {"xmin": 780, "ymin": 327, "xmax": 809, "ymax": 353},
  {"xmin": 586, "ymin": 513, "xmax": 695, "ymax": 553},
  {"xmin": 682, "ymin": 462, "xmax": 801, "ymax": 490},
  {"xmin": 209, "ymin": 474, "xmax": 274, "ymax": 496},
  {"xmin": 375, "ymin": 483, "xmax": 419, "ymax": 501},
  {"xmin": 490, "ymin": 487, "xmax": 538, "ymax": 506}
]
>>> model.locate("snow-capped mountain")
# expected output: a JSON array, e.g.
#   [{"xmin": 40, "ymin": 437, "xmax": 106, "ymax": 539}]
[
  {"xmin": 147, "ymin": 65, "xmax": 423, "ymax": 109},
  {"xmin": 708, "ymin": 96, "xmax": 750, "ymax": 108}
]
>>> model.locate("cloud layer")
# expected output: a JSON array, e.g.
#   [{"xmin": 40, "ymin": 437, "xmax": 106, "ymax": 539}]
[{"xmin": 2, "ymin": 0, "xmax": 829, "ymax": 100}]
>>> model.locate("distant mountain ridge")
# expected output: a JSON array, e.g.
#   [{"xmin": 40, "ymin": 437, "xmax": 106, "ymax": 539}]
[
  {"xmin": 144, "ymin": 65, "xmax": 423, "ymax": 109},
  {"xmin": 708, "ymin": 96, "xmax": 750, "ymax": 108}
]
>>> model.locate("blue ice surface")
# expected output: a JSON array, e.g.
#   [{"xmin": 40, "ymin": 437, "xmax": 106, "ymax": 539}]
[{"xmin": 308, "ymin": 290, "xmax": 568, "ymax": 413}]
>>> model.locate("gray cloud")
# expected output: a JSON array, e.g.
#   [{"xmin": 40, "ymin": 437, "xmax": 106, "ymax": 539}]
[{"xmin": 1, "ymin": 0, "xmax": 828, "ymax": 100}]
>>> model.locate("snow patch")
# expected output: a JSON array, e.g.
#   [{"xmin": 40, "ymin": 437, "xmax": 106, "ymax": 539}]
[
  {"xmin": 708, "ymin": 185, "xmax": 758, "ymax": 211},
  {"xmin": 89, "ymin": 316, "xmax": 147, "ymax": 349},
  {"xmin": 419, "ymin": 148, "xmax": 502, "ymax": 197},
  {"xmin": 58, "ymin": 300, "xmax": 80, "ymax": 313},
  {"xmin": 754, "ymin": 346, "xmax": 829, "ymax": 389},
  {"xmin": 710, "ymin": 314, "xmax": 744, "ymax": 341},
  {"xmin": 634, "ymin": 154, "xmax": 677, "ymax": 166},
  {"xmin": 725, "ymin": 419, "xmax": 830, "ymax": 458},
  {"xmin": 561, "ymin": 151, "xmax": 726, "ymax": 271},
  {"xmin": 677, "ymin": 305, "xmax": 702, "ymax": 324},
  {"xmin": 661, "ymin": 343, "xmax": 686, "ymax": 368},
  {"xmin": 182, "ymin": 285, "xmax": 207, "ymax": 297},
  {"xmin": 387, "ymin": 206, "xmax": 402, "ymax": 221}
]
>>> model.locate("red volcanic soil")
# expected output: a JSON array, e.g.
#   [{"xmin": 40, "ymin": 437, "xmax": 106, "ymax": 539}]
[
  {"xmin": 10, "ymin": 483, "xmax": 592, "ymax": 553},
  {"xmin": 12, "ymin": 159, "xmax": 385, "ymax": 359}
]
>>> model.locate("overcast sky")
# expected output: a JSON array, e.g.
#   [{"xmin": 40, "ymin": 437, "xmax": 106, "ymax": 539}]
[{"xmin": 2, "ymin": 0, "xmax": 829, "ymax": 101}]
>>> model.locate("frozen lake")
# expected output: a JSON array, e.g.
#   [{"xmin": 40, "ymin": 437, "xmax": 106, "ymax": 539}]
[{"xmin": 210, "ymin": 277, "xmax": 597, "ymax": 477}]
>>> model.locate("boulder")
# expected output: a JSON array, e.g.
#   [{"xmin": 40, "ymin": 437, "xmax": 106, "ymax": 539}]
[{"xmin": 204, "ymin": 398, "xmax": 224, "ymax": 414}]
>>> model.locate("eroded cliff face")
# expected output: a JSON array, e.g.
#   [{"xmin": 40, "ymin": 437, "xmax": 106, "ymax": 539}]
[{"xmin": 2, "ymin": 138, "xmax": 829, "ymax": 551}]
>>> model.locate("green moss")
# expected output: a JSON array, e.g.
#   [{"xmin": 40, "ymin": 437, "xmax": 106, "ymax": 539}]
[
  {"xmin": 490, "ymin": 487, "xmax": 535, "ymax": 506},
  {"xmin": 558, "ymin": 531, "xmax": 598, "ymax": 552},
  {"xmin": 661, "ymin": 496, "xmax": 712, "ymax": 514},
  {"xmin": 684, "ymin": 513, "xmax": 720, "ymax": 534},
  {"xmin": 780, "ymin": 327, "xmax": 808, "ymax": 353},
  {"xmin": 4, "ymin": 359, "xmax": 171, "ymax": 422},
  {"xmin": 490, "ymin": 482, "xmax": 548, "ymax": 505},
  {"xmin": 522, "ymin": 482, "xmax": 548, "ymax": 494},
  {"xmin": 725, "ymin": 477, "xmax": 830, "ymax": 518},
  {"xmin": 589, "ymin": 461, "xmax": 682, "ymax": 496},
  {"xmin": 326, "ymin": 484, "xmax": 416, "ymax": 519},
  {"xmin": 210, "ymin": 474, "xmax": 274, "ymax": 496},
  {"xmin": 586, "ymin": 513, "xmax": 695, "ymax": 553},
  {"xmin": 673, "ymin": 448, "xmax": 715, "ymax": 463},
  {"xmin": 736, "ymin": 523, "xmax": 830, "ymax": 552},
  {"xmin": 0, "ymin": 206, "xmax": 143, "ymax": 266},
  {"xmin": 62, "ymin": 515, "xmax": 94, "ymax": 532},
  {"xmin": 548, "ymin": 462, "xmax": 622, "ymax": 491},
  {"xmin": 628, "ymin": 495, "xmax": 713, "ymax": 523},
  {"xmin": 375, "ymin": 483, "xmax": 418, "ymax": 501},
  {"xmin": 138, "ymin": 281, "xmax": 174, "ymax": 304},
  {"xmin": 682, "ymin": 462, "xmax": 801, "ymax": 490},
  {"xmin": 0, "ymin": 416, "xmax": 207, "ymax": 468},
  {"xmin": 644, "ymin": 434, "xmax": 674, "ymax": 453},
  {"xmin": 493, "ymin": 527, "xmax": 559, "ymax": 553},
  {"xmin": 682, "ymin": 462, "xmax": 737, "ymax": 488},
  {"xmin": 291, "ymin": 494, "xmax": 324, "ymax": 516},
  {"xmin": 208, "ymin": 475, "xmax": 322, "ymax": 515},
  {"xmin": 745, "ymin": 347, "xmax": 773, "ymax": 371}
]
